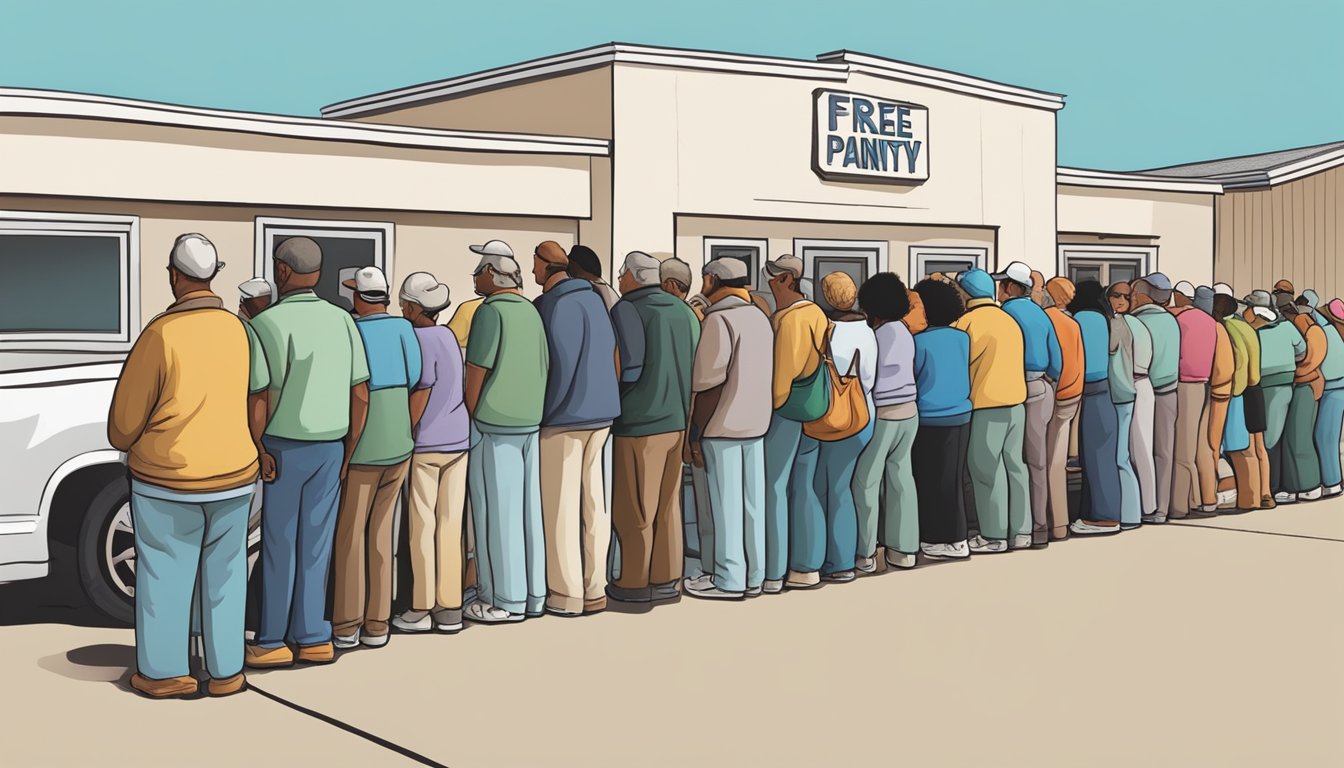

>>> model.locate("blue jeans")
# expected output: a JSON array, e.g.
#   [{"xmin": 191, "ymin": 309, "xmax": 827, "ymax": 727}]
[
  {"xmin": 468, "ymin": 426, "xmax": 545, "ymax": 615},
  {"xmin": 702, "ymin": 437, "xmax": 766, "ymax": 593},
  {"xmin": 1115, "ymin": 401, "xmax": 1141, "ymax": 526},
  {"xmin": 1079, "ymin": 384, "xmax": 1122, "ymax": 524},
  {"xmin": 1223, "ymin": 395, "xmax": 1250, "ymax": 454},
  {"xmin": 1314, "ymin": 387, "xmax": 1344, "ymax": 488},
  {"xmin": 763, "ymin": 413, "xmax": 804, "ymax": 582},
  {"xmin": 257, "ymin": 437, "xmax": 343, "ymax": 649},
  {"xmin": 791, "ymin": 424, "xmax": 870, "ymax": 575},
  {"xmin": 132, "ymin": 482, "xmax": 251, "ymax": 680}
]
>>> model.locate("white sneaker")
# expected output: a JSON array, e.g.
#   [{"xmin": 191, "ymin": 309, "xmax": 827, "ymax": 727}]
[
  {"xmin": 682, "ymin": 574, "xmax": 714, "ymax": 592},
  {"xmin": 464, "ymin": 601, "xmax": 524, "ymax": 624},
  {"xmin": 1216, "ymin": 489, "xmax": 1238, "ymax": 509},
  {"xmin": 1142, "ymin": 513, "xmax": 1167, "ymax": 524},
  {"xmin": 1011, "ymin": 534, "xmax": 1034, "ymax": 550},
  {"xmin": 968, "ymin": 535, "xmax": 1008, "ymax": 554},
  {"xmin": 743, "ymin": 585, "xmax": 763, "ymax": 597},
  {"xmin": 785, "ymin": 570, "xmax": 821, "ymax": 589},
  {"xmin": 1274, "ymin": 492, "xmax": 1297, "ymax": 504},
  {"xmin": 1324, "ymin": 484, "xmax": 1343, "ymax": 498},
  {"xmin": 333, "ymin": 631, "xmax": 360, "ymax": 650},
  {"xmin": 885, "ymin": 551, "xmax": 917, "ymax": 569},
  {"xmin": 822, "ymin": 570, "xmax": 856, "ymax": 583},
  {"xmin": 1299, "ymin": 486, "xmax": 1324, "ymax": 501},
  {"xmin": 762, "ymin": 579, "xmax": 784, "ymax": 594},
  {"xmin": 391, "ymin": 610, "xmax": 432, "ymax": 633},
  {"xmin": 685, "ymin": 580, "xmax": 745, "ymax": 600},
  {"xmin": 433, "ymin": 608, "xmax": 464, "ymax": 633},
  {"xmin": 921, "ymin": 541, "xmax": 970, "ymax": 559},
  {"xmin": 855, "ymin": 556, "xmax": 879, "ymax": 573},
  {"xmin": 360, "ymin": 632, "xmax": 389, "ymax": 648},
  {"xmin": 1070, "ymin": 519, "xmax": 1120, "ymax": 536}
]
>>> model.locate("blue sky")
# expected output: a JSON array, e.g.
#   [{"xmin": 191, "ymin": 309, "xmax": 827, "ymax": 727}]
[{"xmin": 3, "ymin": 0, "xmax": 1340, "ymax": 169}]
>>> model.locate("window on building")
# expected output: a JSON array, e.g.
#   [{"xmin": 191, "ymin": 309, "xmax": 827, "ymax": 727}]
[
  {"xmin": 255, "ymin": 217, "xmax": 394, "ymax": 311},
  {"xmin": 703, "ymin": 237, "xmax": 767, "ymax": 290},
  {"xmin": 908, "ymin": 245, "xmax": 989, "ymax": 282},
  {"xmin": 796, "ymin": 239, "xmax": 887, "ymax": 314},
  {"xmin": 0, "ymin": 212, "xmax": 138, "ymax": 350},
  {"xmin": 1058, "ymin": 246, "xmax": 1155, "ymax": 288}
]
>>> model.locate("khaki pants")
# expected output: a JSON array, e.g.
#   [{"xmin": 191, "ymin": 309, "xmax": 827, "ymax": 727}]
[
  {"xmin": 333, "ymin": 461, "xmax": 410, "ymax": 637},
  {"xmin": 1045, "ymin": 395, "xmax": 1081, "ymax": 539},
  {"xmin": 1199, "ymin": 396, "xmax": 1229, "ymax": 508},
  {"xmin": 406, "ymin": 451, "xmax": 468, "ymax": 612},
  {"xmin": 1171, "ymin": 382, "xmax": 1208, "ymax": 518},
  {"xmin": 1024, "ymin": 378, "xmax": 1054, "ymax": 544},
  {"xmin": 540, "ymin": 426, "xmax": 611, "ymax": 614},
  {"xmin": 612, "ymin": 432, "xmax": 685, "ymax": 591}
]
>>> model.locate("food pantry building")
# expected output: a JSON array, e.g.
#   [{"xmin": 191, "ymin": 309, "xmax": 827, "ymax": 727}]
[{"xmin": 3, "ymin": 43, "xmax": 1341, "ymax": 356}]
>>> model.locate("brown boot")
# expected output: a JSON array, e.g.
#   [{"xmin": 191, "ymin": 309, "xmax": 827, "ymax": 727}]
[
  {"xmin": 245, "ymin": 644, "xmax": 294, "ymax": 669},
  {"xmin": 1261, "ymin": 495, "xmax": 1278, "ymax": 510},
  {"xmin": 296, "ymin": 642, "xmax": 335, "ymax": 665},
  {"xmin": 583, "ymin": 597, "xmax": 608, "ymax": 615},
  {"xmin": 130, "ymin": 673, "xmax": 198, "ymax": 699},
  {"xmin": 208, "ymin": 673, "xmax": 247, "ymax": 697}
]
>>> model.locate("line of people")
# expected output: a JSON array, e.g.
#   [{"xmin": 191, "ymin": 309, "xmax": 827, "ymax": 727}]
[{"xmin": 110, "ymin": 232, "xmax": 1344, "ymax": 699}]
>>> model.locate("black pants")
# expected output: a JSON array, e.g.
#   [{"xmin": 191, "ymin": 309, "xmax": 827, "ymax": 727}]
[{"xmin": 914, "ymin": 422, "xmax": 970, "ymax": 544}]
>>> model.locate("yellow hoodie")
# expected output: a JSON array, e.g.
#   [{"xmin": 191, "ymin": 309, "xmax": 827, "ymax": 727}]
[
  {"xmin": 771, "ymin": 300, "xmax": 829, "ymax": 409},
  {"xmin": 952, "ymin": 298, "xmax": 1027, "ymax": 409}
]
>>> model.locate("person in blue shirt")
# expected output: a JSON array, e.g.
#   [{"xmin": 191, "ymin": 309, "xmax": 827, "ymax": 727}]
[
  {"xmin": 909, "ymin": 279, "xmax": 974, "ymax": 559},
  {"xmin": 1068, "ymin": 280, "xmax": 1122, "ymax": 535},
  {"xmin": 994, "ymin": 261, "xmax": 1063, "ymax": 547},
  {"xmin": 334, "ymin": 266, "xmax": 422, "ymax": 650}
]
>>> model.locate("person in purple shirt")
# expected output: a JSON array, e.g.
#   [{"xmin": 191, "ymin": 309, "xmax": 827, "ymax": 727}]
[{"xmin": 392, "ymin": 272, "xmax": 471, "ymax": 635}]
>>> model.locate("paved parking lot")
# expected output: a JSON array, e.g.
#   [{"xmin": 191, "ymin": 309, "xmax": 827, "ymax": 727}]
[{"xmin": 2, "ymin": 502, "xmax": 1341, "ymax": 767}]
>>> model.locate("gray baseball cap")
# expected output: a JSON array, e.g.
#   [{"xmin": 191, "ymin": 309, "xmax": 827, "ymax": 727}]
[
  {"xmin": 1139, "ymin": 272, "xmax": 1173, "ymax": 292},
  {"xmin": 764, "ymin": 254, "xmax": 804, "ymax": 280},
  {"xmin": 659, "ymin": 256, "xmax": 693, "ymax": 288},
  {"xmin": 274, "ymin": 237, "xmax": 322, "ymax": 274},
  {"xmin": 704, "ymin": 258, "xmax": 749, "ymax": 281},
  {"xmin": 1194, "ymin": 285, "xmax": 1215, "ymax": 314},
  {"xmin": 1243, "ymin": 289, "xmax": 1273, "ymax": 309}
]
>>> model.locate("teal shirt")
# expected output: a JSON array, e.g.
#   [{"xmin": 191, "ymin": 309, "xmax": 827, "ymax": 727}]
[
  {"xmin": 1320, "ymin": 323, "xmax": 1344, "ymax": 388},
  {"xmin": 249, "ymin": 291, "xmax": 371, "ymax": 442},
  {"xmin": 610, "ymin": 287, "xmax": 702, "ymax": 437},
  {"xmin": 465, "ymin": 292, "xmax": 549, "ymax": 431},
  {"xmin": 1131, "ymin": 304, "xmax": 1181, "ymax": 391},
  {"xmin": 1257, "ymin": 320, "xmax": 1307, "ymax": 388}
]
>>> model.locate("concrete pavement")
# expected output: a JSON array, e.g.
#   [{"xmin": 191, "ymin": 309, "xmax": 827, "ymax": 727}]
[{"xmin": 1, "ymin": 500, "xmax": 1340, "ymax": 767}]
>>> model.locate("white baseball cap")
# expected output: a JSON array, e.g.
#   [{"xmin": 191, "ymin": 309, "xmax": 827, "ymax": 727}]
[
  {"xmin": 1173, "ymin": 280, "xmax": 1197, "ymax": 298},
  {"xmin": 400, "ymin": 272, "xmax": 450, "ymax": 312},
  {"xmin": 238, "ymin": 278, "xmax": 273, "ymax": 300},
  {"xmin": 469, "ymin": 240, "xmax": 514, "ymax": 259},
  {"xmin": 170, "ymin": 233, "xmax": 223, "ymax": 280},
  {"xmin": 342, "ymin": 266, "xmax": 390, "ymax": 298},
  {"xmin": 1213, "ymin": 282, "xmax": 1235, "ymax": 297},
  {"xmin": 991, "ymin": 261, "xmax": 1033, "ymax": 289}
]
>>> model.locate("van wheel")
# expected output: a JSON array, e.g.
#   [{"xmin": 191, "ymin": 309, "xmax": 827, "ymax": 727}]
[{"xmin": 77, "ymin": 478, "xmax": 136, "ymax": 625}]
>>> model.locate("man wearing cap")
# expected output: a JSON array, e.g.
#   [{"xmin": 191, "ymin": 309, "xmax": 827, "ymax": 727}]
[
  {"xmin": 761, "ymin": 254, "xmax": 829, "ymax": 587},
  {"xmin": 1281, "ymin": 296, "xmax": 1326, "ymax": 501},
  {"xmin": 1130, "ymin": 275, "xmax": 1181, "ymax": 522},
  {"xmin": 331, "ymin": 267, "xmax": 421, "ymax": 649},
  {"xmin": 659, "ymin": 256, "xmax": 703, "ymax": 321},
  {"xmin": 1215, "ymin": 286, "xmax": 1263, "ymax": 512},
  {"xmin": 238, "ymin": 278, "xmax": 272, "ymax": 322},
  {"xmin": 110, "ymin": 234, "xmax": 268, "ymax": 698},
  {"xmin": 952, "ymin": 268, "xmax": 1030, "ymax": 553},
  {"xmin": 1041, "ymin": 277, "xmax": 1085, "ymax": 540},
  {"xmin": 391, "ymin": 272, "xmax": 470, "ymax": 635},
  {"xmin": 1298, "ymin": 291, "xmax": 1344, "ymax": 497},
  {"xmin": 246, "ymin": 237, "xmax": 369, "ymax": 669},
  {"xmin": 1194, "ymin": 286, "xmax": 1236, "ymax": 514},
  {"xmin": 684, "ymin": 257, "xmax": 773, "ymax": 599},
  {"xmin": 464, "ymin": 240, "xmax": 549, "ymax": 622},
  {"xmin": 608, "ymin": 251, "xmax": 700, "ymax": 602},
  {"xmin": 1246, "ymin": 290, "xmax": 1305, "ymax": 506},
  {"xmin": 567, "ymin": 244, "xmax": 620, "ymax": 312},
  {"xmin": 1166, "ymin": 279, "xmax": 1216, "ymax": 519},
  {"xmin": 993, "ymin": 261, "xmax": 1062, "ymax": 547},
  {"xmin": 530, "ymin": 241, "xmax": 621, "ymax": 616}
]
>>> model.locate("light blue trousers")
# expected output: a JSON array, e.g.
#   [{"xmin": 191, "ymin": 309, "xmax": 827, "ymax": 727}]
[
  {"xmin": 763, "ymin": 413, "xmax": 805, "ymax": 582},
  {"xmin": 702, "ymin": 437, "xmax": 766, "ymax": 593},
  {"xmin": 1314, "ymin": 387, "xmax": 1344, "ymax": 489},
  {"xmin": 852, "ymin": 416, "xmax": 919, "ymax": 555},
  {"xmin": 133, "ymin": 485, "xmax": 251, "ymax": 681},
  {"xmin": 1115, "ymin": 402, "xmax": 1141, "ymax": 526},
  {"xmin": 468, "ymin": 427, "xmax": 546, "ymax": 615},
  {"xmin": 790, "ymin": 423, "xmax": 871, "ymax": 574}
]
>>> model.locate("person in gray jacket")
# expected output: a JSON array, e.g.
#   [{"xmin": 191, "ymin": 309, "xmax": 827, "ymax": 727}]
[{"xmin": 683, "ymin": 258, "xmax": 774, "ymax": 600}]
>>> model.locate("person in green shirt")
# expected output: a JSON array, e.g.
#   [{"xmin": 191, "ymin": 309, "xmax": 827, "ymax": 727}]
[
  {"xmin": 463, "ymin": 240, "xmax": 549, "ymax": 623},
  {"xmin": 245, "ymin": 237, "xmax": 370, "ymax": 670}
]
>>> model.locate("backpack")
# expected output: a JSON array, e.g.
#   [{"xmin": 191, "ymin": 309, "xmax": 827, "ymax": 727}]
[{"xmin": 804, "ymin": 325, "xmax": 870, "ymax": 441}]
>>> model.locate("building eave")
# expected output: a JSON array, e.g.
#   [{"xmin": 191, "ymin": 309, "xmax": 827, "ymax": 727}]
[{"xmin": 1057, "ymin": 167, "xmax": 1224, "ymax": 195}]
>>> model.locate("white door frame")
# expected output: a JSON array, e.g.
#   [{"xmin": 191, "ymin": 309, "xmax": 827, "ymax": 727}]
[
  {"xmin": 254, "ymin": 216, "xmax": 395, "ymax": 285},
  {"xmin": 1056, "ymin": 244, "xmax": 1156, "ymax": 280},
  {"xmin": 908, "ymin": 245, "xmax": 988, "ymax": 282}
]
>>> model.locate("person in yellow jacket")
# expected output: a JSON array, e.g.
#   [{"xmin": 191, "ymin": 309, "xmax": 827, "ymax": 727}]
[
  {"xmin": 761, "ymin": 254, "xmax": 828, "ymax": 592},
  {"xmin": 952, "ymin": 269, "xmax": 1030, "ymax": 553},
  {"xmin": 1214, "ymin": 286, "xmax": 1266, "ymax": 511}
]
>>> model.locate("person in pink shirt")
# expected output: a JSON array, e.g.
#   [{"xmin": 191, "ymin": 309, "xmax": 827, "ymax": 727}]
[{"xmin": 1168, "ymin": 281, "xmax": 1217, "ymax": 519}]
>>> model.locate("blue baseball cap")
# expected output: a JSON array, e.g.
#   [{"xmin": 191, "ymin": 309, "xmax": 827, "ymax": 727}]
[
  {"xmin": 957, "ymin": 268, "xmax": 996, "ymax": 300},
  {"xmin": 1140, "ymin": 272, "xmax": 1172, "ymax": 292}
]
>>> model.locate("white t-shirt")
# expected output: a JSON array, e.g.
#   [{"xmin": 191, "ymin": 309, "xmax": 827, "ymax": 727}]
[{"xmin": 829, "ymin": 319, "xmax": 879, "ymax": 415}]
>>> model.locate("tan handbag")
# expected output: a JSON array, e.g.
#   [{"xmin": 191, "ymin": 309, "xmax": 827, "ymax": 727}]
[{"xmin": 803, "ymin": 326, "xmax": 871, "ymax": 442}]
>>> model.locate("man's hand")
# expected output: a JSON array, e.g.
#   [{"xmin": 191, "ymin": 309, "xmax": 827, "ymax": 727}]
[
  {"xmin": 340, "ymin": 460, "xmax": 351, "ymax": 484},
  {"xmin": 260, "ymin": 452, "xmax": 277, "ymax": 482},
  {"xmin": 684, "ymin": 438, "xmax": 704, "ymax": 469}
]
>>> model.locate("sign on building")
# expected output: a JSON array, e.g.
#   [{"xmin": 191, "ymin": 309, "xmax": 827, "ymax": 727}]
[{"xmin": 812, "ymin": 89, "xmax": 929, "ymax": 183}]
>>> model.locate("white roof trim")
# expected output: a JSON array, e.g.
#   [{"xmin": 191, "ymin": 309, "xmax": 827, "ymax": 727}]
[
  {"xmin": 0, "ymin": 88, "xmax": 610, "ymax": 156},
  {"xmin": 1262, "ymin": 146, "xmax": 1344, "ymax": 187},
  {"xmin": 817, "ymin": 51, "xmax": 1065, "ymax": 111},
  {"xmin": 1058, "ymin": 167, "xmax": 1224, "ymax": 195},
  {"xmin": 321, "ymin": 42, "xmax": 1062, "ymax": 118}
]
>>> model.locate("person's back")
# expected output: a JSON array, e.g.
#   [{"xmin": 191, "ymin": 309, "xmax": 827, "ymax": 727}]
[
  {"xmin": 413, "ymin": 324, "xmax": 469, "ymax": 453},
  {"xmin": 446, "ymin": 297, "xmax": 483, "ymax": 350},
  {"xmin": 952, "ymin": 300, "xmax": 1027, "ymax": 409},
  {"xmin": 468, "ymin": 291, "xmax": 550, "ymax": 430},
  {"xmin": 872, "ymin": 320, "xmax": 917, "ymax": 408},
  {"xmin": 1132, "ymin": 304, "xmax": 1181, "ymax": 391},
  {"xmin": 770, "ymin": 299, "xmax": 829, "ymax": 410},
  {"xmin": 612, "ymin": 287, "xmax": 701, "ymax": 437},
  {"xmin": 534, "ymin": 277, "xmax": 620, "ymax": 429},
  {"xmin": 350, "ymin": 313, "xmax": 421, "ymax": 466},
  {"xmin": 1258, "ymin": 320, "xmax": 1305, "ymax": 387},
  {"xmin": 1175, "ymin": 305, "xmax": 1217, "ymax": 383},
  {"xmin": 912, "ymin": 325, "xmax": 971, "ymax": 423},
  {"xmin": 1075, "ymin": 310, "xmax": 1110, "ymax": 383},
  {"xmin": 697, "ymin": 298, "xmax": 774, "ymax": 439},
  {"xmin": 1045, "ymin": 306, "xmax": 1084, "ymax": 401},
  {"xmin": 1002, "ymin": 295, "xmax": 1061, "ymax": 381},
  {"xmin": 829, "ymin": 318, "xmax": 878, "ymax": 397}
]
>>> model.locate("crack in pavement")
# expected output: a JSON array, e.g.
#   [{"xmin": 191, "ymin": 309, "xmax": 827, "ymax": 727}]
[{"xmin": 1167, "ymin": 521, "xmax": 1344, "ymax": 544}]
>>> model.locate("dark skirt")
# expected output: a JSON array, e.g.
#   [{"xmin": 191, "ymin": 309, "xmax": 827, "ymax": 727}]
[{"xmin": 1243, "ymin": 384, "xmax": 1267, "ymax": 434}]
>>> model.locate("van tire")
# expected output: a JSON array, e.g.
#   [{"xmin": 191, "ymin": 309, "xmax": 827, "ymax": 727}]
[{"xmin": 77, "ymin": 477, "xmax": 135, "ymax": 626}]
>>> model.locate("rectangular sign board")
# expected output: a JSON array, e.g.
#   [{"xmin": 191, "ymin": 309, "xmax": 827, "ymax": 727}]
[{"xmin": 813, "ymin": 89, "xmax": 929, "ymax": 183}]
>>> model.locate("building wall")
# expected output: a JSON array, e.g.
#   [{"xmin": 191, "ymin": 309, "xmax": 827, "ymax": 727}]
[
  {"xmin": 0, "ymin": 116, "xmax": 594, "ymax": 220},
  {"xmin": 1057, "ymin": 184, "xmax": 1216, "ymax": 283},
  {"xmin": 0, "ymin": 195, "xmax": 577, "ymax": 331},
  {"xmin": 1215, "ymin": 165, "xmax": 1344, "ymax": 298},
  {"xmin": 613, "ymin": 64, "xmax": 1057, "ymax": 278}
]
